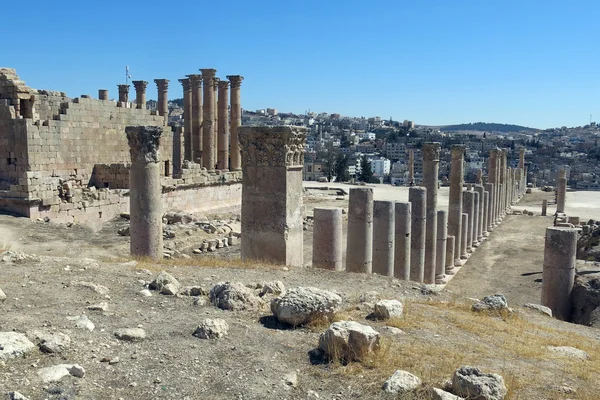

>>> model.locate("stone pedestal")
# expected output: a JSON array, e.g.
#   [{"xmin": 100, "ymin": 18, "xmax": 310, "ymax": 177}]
[
  {"xmin": 346, "ymin": 188, "xmax": 374, "ymax": 273},
  {"xmin": 98, "ymin": 89, "xmax": 108, "ymax": 100},
  {"xmin": 394, "ymin": 202, "xmax": 411, "ymax": 280},
  {"xmin": 125, "ymin": 125, "xmax": 164, "ymax": 260},
  {"xmin": 422, "ymin": 143, "xmax": 440, "ymax": 284},
  {"xmin": 154, "ymin": 79, "xmax": 169, "ymax": 123},
  {"xmin": 445, "ymin": 235, "xmax": 456, "ymax": 275},
  {"xmin": 313, "ymin": 208, "xmax": 343, "ymax": 271},
  {"xmin": 462, "ymin": 191, "xmax": 475, "ymax": 252},
  {"xmin": 132, "ymin": 80, "xmax": 147, "ymax": 109},
  {"xmin": 542, "ymin": 199, "xmax": 548, "ymax": 216},
  {"xmin": 227, "ymin": 75, "xmax": 244, "ymax": 171},
  {"xmin": 460, "ymin": 213, "xmax": 469, "ymax": 259},
  {"xmin": 117, "ymin": 84, "xmax": 129, "ymax": 103},
  {"xmin": 200, "ymin": 69, "xmax": 216, "ymax": 171},
  {"xmin": 187, "ymin": 74, "xmax": 203, "ymax": 163},
  {"xmin": 435, "ymin": 210, "xmax": 447, "ymax": 284},
  {"xmin": 448, "ymin": 145, "xmax": 465, "ymax": 266},
  {"xmin": 217, "ymin": 80, "xmax": 230, "ymax": 170},
  {"xmin": 409, "ymin": 187, "xmax": 426, "ymax": 282},
  {"xmin": 179, "ymin": 78, "xmax": 193, "ymax": 161},
  {"xmin": 239, "ymin": 126, "xmax": 307, "ymax": 267},
  {"xmin": 373, "ymin": 201, "xmax": 395, "ymax": 277},
  {"xmin": 541, "ymin": 227, "xmax": 577, "ymax": 321}
]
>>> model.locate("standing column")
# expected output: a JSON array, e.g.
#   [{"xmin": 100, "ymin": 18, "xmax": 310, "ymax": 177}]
[
  {"xmin": 125, "ymin": 126, "xmax": 164, "ymax": 260},
  {"xmin": 409, "ymin": 187, "xmax": 426, "ymax": 282},
  {"xmin": 542, "ymin": 199, "xmax": 548, "ymax": 216},
  {"xmin": 422, "ymin": 142, "xmax": 440, "ymax": 284},
  {"xmin": 483, "ymin": 190, "xmax": 489, "ymax": 237},
  {"xmin": 239, "ymin": 126, "xmax": 307, "ymax": 267},
  {"xmin": 373, "ymin": 201, "xmax": 395, "ymax": 277},
  {"xmin": 463, "ymin": 191, "xmax": 475, "ymax": 253},
  {"xmin": 474, "ymin": 185, "xmax": 485, "ymax": 242},
  {"xmin": 515, "ymin": 168, "xmax": 522, "ymax": 198},
  {"xmin": 346, "ymin": 188, "xmax": 374, "ymax": 273},
  {"xmin": 200, "ymin": 69, "xmax": 216, "ymax": 171},
  {"xmin": 117, "ymin": 84, "xmax": 129, "ymax": 103},
  {"xmin": 557, "ymin": 169, "xmax": 567, "ymax": 213},
  {"xmin": 519, "ymin": 148, "xmax": 525, "ymax": 170},
  {"xmin": 472, "ymin": 191, "xmax": 480, "ymax": 247},
  {"xmin": 187, "ymin": 74, "xmax": 203, "ymax": 163},
  {"xmin": 98, "ymin": 89, "xmax": 108, "ymax": 100},
  {"xmin": 394, "ymin": 202, "xmax": 411, "ymax": 280},
  {"xmin": 213, "ymin": 78, "xmax": 219, "ymax": 167},
  {"xmin": 460, "ymin": 213, "xmax": 469, "ymax": 260},
  {"xmin": 217, "ymin": 80, "xmax": 230, "ymax": 170},
  {"xmin": 132, "ymin": 80, "xmax": 148, "ymax": 109},
  {"xmin": 179, "ymin": 78, "xmax": 193, "ymax": 161},
  {"xmin": 541, "ymin": 227, "xmax": 577, "ymax": 320},
  {"xmin": 227, "ymin": 75, "xmax": 244, "ymax": 171},
  {"xmin": 154, "ymin": 79, "xmax": 169, "ymax": 124},
  {"xmin": 445, "ymin": 235, "xmax": 455, "ymax": 275},
  {"xmin": 435, "ymin": 210, "xmax": 448, "ymax": 284},
  {"xmin": 488, "ymin": 149, "xmax": 498, "ymax": 225},
  {"xmin": 448, "ymin": 145, "xmax": 465, "ymax": 266},
  {"xmin": 476, "ymin": 169, "xmax": 483, "ymax": 184},
  {"xmin": 408, "ymin": 149, "xmax": 415, "ymax": 185},
  {"xmin": 312, "ymin": 208, "xmax": 343, "ymax": 271},
  {"xmin": 485, "ymin": 183, "xmax": 494, "ymax": 232},
  {"xmin": 501, "ymin": 150, "xmax": 508, "ymax": 216}
]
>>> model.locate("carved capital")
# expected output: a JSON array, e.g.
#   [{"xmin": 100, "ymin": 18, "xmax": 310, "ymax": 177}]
[
  {"xmin": 186, "ymin": 74, "xmax": 202, "ymax": 88},
  {"xmin": 451, "ymin": 144, "xmax": 465, "ymax": 160},
  {"xmin": 154, "ymin": 79, "xmax": 169, "ymax": 91},
  {"xmin": 218, "ymin": 80, "xmax": 230, "ymax": 89},
  {"xmin": 226, "ymin": 75, "xmax": 244, "ymax": 88},
  {"xmin": 200, "ymin": 69, "xmax": 217, "ymax": 83},
  {"xmin": 132, "ymin": 80, "xmax": 148, "ymax": 92},
  {"xmin": 422, "ymin": 142, "xmax": 441, "ymax": 162},
  {"xmin": 212, "ymin": 77, "xmax": 220, "ymax": 90},
  {"xmin": 126, "ymin": 125, "xmax": 163, "ymax": 163},
  {"xmin": 238, "ymin": 126, "xmax": 308, "ymax": 168},
  {"xmin": 117, "ymin": 84, "xmax": 130, "ymax": 93},
  {"xmin": 178, "ymin": 78, "xmax": 191, "ymax": 91}
]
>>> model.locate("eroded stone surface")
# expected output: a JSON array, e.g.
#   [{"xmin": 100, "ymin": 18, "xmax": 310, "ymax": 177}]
[
  {"xmin": 452, "ymin": 366, "xmax": 507, "ymax": 400},
  {"xmin": 271, "ymin": 287, "xmax": 342, "ymax": 326},
  {"xmin": 0, "ymin": 332, "xmax": 36, "ymax": 360},
  {"xmin": 382, "ymin": 370, "xmax": 421, "ymax": 393},
  {"xmin": 319, "ymin": 321, "xmax": 380, "ymax": 362},
  {"xmin": 210, "ymin": 282, "xmax": 264, "ymax": 311}
]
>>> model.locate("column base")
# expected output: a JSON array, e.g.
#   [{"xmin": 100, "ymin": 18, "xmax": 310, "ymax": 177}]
[
  {"xmin": 472, "ymin": 242, "xmax": 480, "ymax": 248},
  {"xmin": 460, "ymin": 254, "xmax": 469, "ymax": 260},
  {"xmin": 435, "ymin": 276, "xmax": 448, "ymax": 285},
  {"xmin": 478, "ymin": 235, "xmax": 485, "ymax": 242},
  {"xmin": 446, "ymin": 266, "xmax": 457, "ymax": 275}
]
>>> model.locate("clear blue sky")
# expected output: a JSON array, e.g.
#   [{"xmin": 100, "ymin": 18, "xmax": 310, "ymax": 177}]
[{"xmin": 2, "ymin": 0, "xmax": 598, "ymax": 129}]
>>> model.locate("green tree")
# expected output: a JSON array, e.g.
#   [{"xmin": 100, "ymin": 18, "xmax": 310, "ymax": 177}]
[
  {"xmin": 359, "ymin": 156, "xmax": 374, "ymax": 183},
  {"xmin": 334, "ymin": 153, "xmax": 350, "ymax": 182}
]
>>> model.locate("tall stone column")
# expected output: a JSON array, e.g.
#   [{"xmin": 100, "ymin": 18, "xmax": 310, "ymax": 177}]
[
  {"xmin": 485, "ymin": 183, "xmax": 494, "ymax": 232},
  {"xmin": 463, "ymin": 191, "xmax": 475, "ymax": 252},
  {"xmin": 515, "ymin": 168, "xmax": 522, "ymax": 198},
  {"xmin": 542, "ymin": 199, "xmax": 548, "ymax": 216},
  {"xmin": 217, "ymin": 80, "xmax": 230, "ymax": 170},
  {"xmin": 394, "ymin": 202, "xmax": 411, "ymax": 280},
  {"xmin": 557, "ymin": 169, "xmax": 567, "ymax": 213},
  {"xmin": 483, "ymin": 190, "xmax": 489, "ymax": 237},
  {"xmin": 474, "ymin": 185, "xmax": 485, "ymax": 242},
  {"xmin": 519, "ymin": 148, "xmax": 525, "ymax": 170},
  {"xmin": 179, "ymin": 78, "xmax": 193, "ymax": 162},
  {"xmin": 239, "ymin": 126, "xmax": 307, "ymax": 267},
  {"xmin": 460, "ymin": 213, "xmax": 469, "ymax": 259},
  {"xmin": 312, "ymin": 208, "xmax": 343, "ymax": 271},
  {"xmin": 154, "ymin": 79, "xmax": 169, "ymax": 124},
  {"xmin": 422, "ymin": 142, "xmax": 440, "ymax": 284},
  {"xmin": 409, "ymin": 187, "xmax": 426, "ymax": 282},
  {"xmin": 187, "ymin": 74, "xmax": 203, "ymax": 163},
  {"xmin": 227, "ymin": 75, "xmax": 244, "ymax": 171},
  {"xmin": 448, "ymin": 145, "xmax": 465, "ymax": 266},
  {"xmin": 408, "ymin": 149, "xmax": 415, "ymax": 185},
  {"xmin": 435, "ymin": 210, "xmax": 448, "ymax": 284},
  {"xmin": 541, "ymin": 227, "xmax": 577, "ymax": 320},
  {"xmin": 125, "ymin": 125, "xmax": 164, "ymax": 260},
  {"xmin": 213, "ymin": 78, "xmax": 219, "ymax": 165},
  {"xmin": 373, "ymin": 201, "xmax": 395, "ymax": 277},
  {"xmin": 488, "ymin": 149, "xmax": 498, "ymax": 225},
  {"xmin": 132, "ymin": 80, "xmax": 148, "ymax": 109},
  {"xmin": 476, "ymin": 169, "xmax": 483, "ymax": 184},
  {"xmin": 200, "ymin": 69, "xmax": 216, "ymax": 171},
  {"xmin": 346, "ymin": 188, "xmax": 374, "ymax": 273},
  {"xmin": 117, "ymin": 84, "xmax": 129, "ymax": 103},
  {"xmin": 445, "ymin": 235, "xmax": 455, "ymax": 275},
  {"xmin": 472, "ymin": 191, "xmax": 480, "ymax": 247},
  {"xmin": 98, "ymin": 89, "xmax": 108, "ymax": 100}
]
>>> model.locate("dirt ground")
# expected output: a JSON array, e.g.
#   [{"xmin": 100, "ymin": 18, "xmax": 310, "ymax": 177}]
[{"xmin": 1, "ymin": 186, "xmax": 600, "ymax": 399}]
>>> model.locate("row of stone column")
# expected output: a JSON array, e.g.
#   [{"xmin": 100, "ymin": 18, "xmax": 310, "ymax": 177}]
[{"xmin": 108, "ymin": 80, "xmax": 170, "ymax": 124}]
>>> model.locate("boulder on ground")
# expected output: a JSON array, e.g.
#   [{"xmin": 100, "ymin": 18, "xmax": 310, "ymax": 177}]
[
  {"xmin": 27, "ymin": 330, "xmax": 71, "ymax": 354},
  {"xmin": 6, "ymin": 392, "xmax": 30, "ymax": 400},
  {"xmin": 430, "ymin": 387, "xmax": 464, "ymax": 400},
  {"xmin": 37, "ymin": 364, "xmax": 85, "ymax": 383},
  {"xmin": 547, "ymin": 346, "xmax": 589, "ymax": 360},
  {"xmin": 373, "ymin": 300, "xmax": 404, "ymax": 320},
  {"xmin": 192, "ymin": 319, "xmax": 229, "ymax": 339},
  {"xmin": 259, "ymin": 281, "xmax": 286, "ymax": 297},
  {"xmin": 271, "ymin": 287, "xmax": 342, "ymax": 326},
  {"xmin": 0, "ymin": 287, "xmax": 6, "ymax": 302},
  {"xmin": 114, "ymin": 328, "xmax": 146, "ymax": 342},
  {"xmin": 523, "ymin": 303, "xmax": 552, "ymax": 317},
  {"xmin": 210, "ymin": 282, "xmax": 264, "ymax": 311},
  {"xmin": 149, "ymin": 271, "xmax": 181, "ymax": 295},
  {"xmin": 472, "ymin": 294, "xmax": 509, "ymax": 312},
  {"xmin": 0, "ymin": 332, "xmax": 36, "ymax": 360},
  {"xmin": 318, "ymin": 321, "xmax": 380, "ymax": 362},
  {"xmin": 382, "ymin": 370, "xmax": 421, "ymax": 393},
  {"xmin": 452, "ymin": 366, "xmax": 507, "ymax": 400},
  {"xmin": 67, "ymin": 315, "xmax": 95, "ymax": 331}
]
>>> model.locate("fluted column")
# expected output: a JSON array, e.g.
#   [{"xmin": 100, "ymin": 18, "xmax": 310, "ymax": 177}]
[
  {"xmin": 422, "ymin": 142, "xmax": 440, "ymax": 284},
  {"xmin": 448, "ymin": 145, "xmax": 465, "ymax": 267},
  {"xmin": 132, "ymin": 80, "xmax": 148, "ymax": 109},
  {"xmin": 217, "ymin": 80, "xmax": 230, "ymax": 170},
  {"xmin": 488, "ymin": 149, "xmax": 499, "ymax": 224},
  {"xmin": 179, "ymin": 78, "xmax": 193, "ymax": 161},
  {"xmin": 154, "ymin": 79, "xmax": 169, "ymax": 124},
  {"xmin": 200, "ymin": 69, "xmax": 216, "ymax": 171},
  {"xmin": 227, "ymin": 75, "xmax": 244, "ymax": 170},
  {"xmin": 117, "ymin": 84, "xmax": 129, "ymax": 103},
  {"xmin": 187, "ymin": 74, "xmax": 203, "ymax": 163}
]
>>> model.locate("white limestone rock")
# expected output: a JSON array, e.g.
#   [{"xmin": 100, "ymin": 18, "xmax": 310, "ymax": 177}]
[
  {"xmin": 71, "ymin": 281, "xmax": 109, "ymax": 295},
  {"xmin": 259, "ymin": 281, "xmax": 286, "ymax": 297},
  {"xmin": 382, "ymin": 370, "xmax": 421, "ymax": 394},
  {"xmin": 373, "ymin": 300, "xmax": 404, "ymax": 320},
  {"xmin": 523, "ymin": 303, "xmax": 553, "ymax": 317},
  {"xmin": 472, "ymin": 294, "xmax": 509, "ymax": 312},
  {"xmin": 0, "ymin": 332, "xmax": 36, "ymax": 360},
  {"xmin": 6, "ymin": 392, "xmax": 30, "ymax": 400},
  {"xmin": 431, "ymin": 387, "xmax": 465, "ymax": 400},
  {"xmin": 37, "ymin": 364, "xmax": 85, "ymax": 383},
  {"xmin": 209, "ymin": 282, "xmax": 264, "ymax": 311},
  {"xmin": 318, "ymin": 321, "xmax": 380, "ymax": 362},
  {"xmin": 452, "ymin": 366, "xmax": 507, "ymax": 400},
  {"xmin": 192, "ymin": 319, "xmax": 229, "ymax": 339},
  {"xmin": 547, "ymin": 346, "xmax": 589, "ymax": 360},
  {"xmin": 67, "ymin": 315, "xmax": 95, "ymax": 331},
  {"xmin": 27, "ymin": 330, "xmax": 71, "ymax": 354},
  {"xmin": 86, "ymin": 302, "xmax": 108, "ymax": 312},
  {"xmin": 271, "ymin": 287, "xmax": 342, "ymax": 326},
  {"xmin": 0, "ymin": 288, "xmax": 6, "ymax": 302},
  {"xmin": 149, "ymin": 271, "xmax": 181, "ymax": 295},
  {"xmin": 114, "ymin": 328, "xmax": 146, "ymax": 342}
]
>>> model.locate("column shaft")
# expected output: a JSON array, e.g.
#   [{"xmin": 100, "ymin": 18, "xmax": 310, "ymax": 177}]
[
  {"xmin": 346, "ymin": 188, "xmax": 374, "ymax": 273},
  {"xmin": 460, "ymin": 213, "xmax": 469, "ymax": 259},
  {"xmin": 542, "ymin": 199, "xmax": 548, "ymax": 216},
  {"xmin": 179, "ymin": 78, "xmax": 193, "ymax": 161},
  {"xmin": 313, "ymin": 208, "xmax": 343, "ymax": 271},
  {"xmin": 463, "ymin": 191, "xmax": 475, "ymax": 252},
  {"xmin": 474, "ymin": 185, "xmax": 485, "ymax": 241},
  {"xmin": 187, "ymin": 75, "xmax": 203, "ymax": 163},
  {"xmin": 132, "ymin": 80, "xmax": 147, "ymax": 109},
  {"xmin": 217, "ymin": 80, "xmax": 230, "ymax": 170},
  {"xmin": 485, "ymin": 183, "xmax": 494, "ymax": 232},
  {"xmin": 422, "ymin": 142, "xmax": 440, "ymax": 284},
  {"xmin": 409, "ymin": 187, "xmax": 426, "ymax": 282},
  {"xmin": 200, "ymin": 69, "xmax": 216, "ymax": 170},
  {"xmin": 394, "ymin": 202, "xmax": 411, "ymax": 280},
  {"xmin": 227, "ymin": 75, "xmax": 244, "ymax": 170},
  {"xmin": 445, "ymin": 235, "xmax": 455, "ymax": 275},
  {"xmin": 373, "ymin": 201, "xmax": 395, "ymax": 277},
  {"xmin": 435, "ymin": 209, "xmax": 447, "ymax": 284},
  {"xmin": 448, "ymin": 145, "xmax": 465, "ymax": 265}
]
